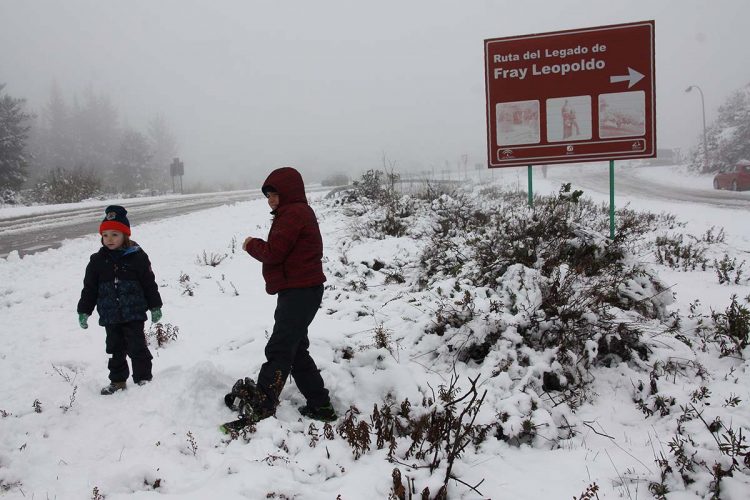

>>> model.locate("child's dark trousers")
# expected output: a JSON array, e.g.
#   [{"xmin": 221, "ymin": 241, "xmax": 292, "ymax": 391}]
[
  {"xmin": 256, "ymin": 285, "xmax": 329, "ymax": 413},
  {"xmin": 105, "ymin": 320, "xmax": 153, "ymax": 383}
]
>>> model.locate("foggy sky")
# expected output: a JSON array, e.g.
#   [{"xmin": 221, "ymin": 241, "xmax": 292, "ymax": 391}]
[{"xmin": 1, "ymin": 0, "xmax": 749, "ymax": 185}]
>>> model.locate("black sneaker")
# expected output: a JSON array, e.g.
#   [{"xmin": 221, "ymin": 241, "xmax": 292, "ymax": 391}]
[
  {"xmin": 299, "ymin": 403, "xmax": 337, "ymax": 422},
  {"xmin": 100, "ymin": 381, "xmax": 127, "ymax": 395}
]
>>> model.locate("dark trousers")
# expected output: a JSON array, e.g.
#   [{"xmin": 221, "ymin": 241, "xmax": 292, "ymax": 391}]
[
  {"xmin": 104, "ymin": 321, "xmax": 153, "ymax": 383},
  {"xmin": 256, "ymin": 285, "xmax": 329, "ymax": 412}
]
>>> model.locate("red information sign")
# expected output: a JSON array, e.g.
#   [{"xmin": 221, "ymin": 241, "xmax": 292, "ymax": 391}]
[{"xmin": 484, "ymin": 21, "xmax": 655, "ymax": 168}]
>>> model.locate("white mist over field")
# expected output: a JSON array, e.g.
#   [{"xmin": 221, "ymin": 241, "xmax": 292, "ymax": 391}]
[{"xmin": 1, "ymin": 0, "xmax": 749, "ymax": 184}]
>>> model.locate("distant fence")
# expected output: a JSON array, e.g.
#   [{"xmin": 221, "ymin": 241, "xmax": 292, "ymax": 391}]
[{"xmin": 324, "ymin": 178, "xmax": 465, "ymax": 199}]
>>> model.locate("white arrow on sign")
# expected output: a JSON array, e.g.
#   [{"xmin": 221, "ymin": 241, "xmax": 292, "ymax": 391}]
[{"xmin": 609, "ymin": 67, "xmax": 645, "ymax": 88}]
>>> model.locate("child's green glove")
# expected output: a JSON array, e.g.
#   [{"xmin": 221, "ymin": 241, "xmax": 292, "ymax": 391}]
[
  {"xmin": 150, "ymin": 308, "xmax": 162, "ymax": 323},
  {"xmin": 78, "ymin": 313, "xmax": 89, "ymax": 329}
]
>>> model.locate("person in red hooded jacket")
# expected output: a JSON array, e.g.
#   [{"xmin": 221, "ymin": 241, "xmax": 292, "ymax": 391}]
[{"xmin": 240, "ymin": 166, "xmax": 335, "ymax": 423}]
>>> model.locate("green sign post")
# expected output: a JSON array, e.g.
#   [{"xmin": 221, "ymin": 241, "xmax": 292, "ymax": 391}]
[
  {"xmin": 609, "ymin": 160, "xmax": 615, "ymax": 240},
  {"xmin": 527, "ymin": 165, "xmax": 533, "ymax": 207}
]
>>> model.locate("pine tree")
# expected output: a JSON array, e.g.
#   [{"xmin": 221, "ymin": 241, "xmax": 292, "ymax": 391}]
[
  {"xmin": 111, "ymin": 130, "xmax": 152, "ymax": 192},
  {"xmin": 42, "ymin": 81, "xmax": 76, "ymax": 169},
  {"xmin": 0, "ymin": 84, "xmax": 33, "ymax": 191},
  {"xmin": 74, "ymin": 85, "xmax": 120, "ymax": 171},
  {"xmin": 691, "ymin": 83, "xmax": 750, "ymax": 172}
]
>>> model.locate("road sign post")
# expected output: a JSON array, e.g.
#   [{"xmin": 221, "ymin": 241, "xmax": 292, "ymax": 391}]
[
  {"xmin": 610, "ymin": 160, "xmax": 615, "ymax": 239},
  {"xmin": 484, "ymin": 21, "xmax": 655, "ymax": 238},
  {"xmin": 527, "ymin": 165, "xmax": 533, "ymax": 207},
  {"xmin": 484, "ymin": 20, "xmax": 655, "ymax": 168},
  {"xmin": 170, "ymin": 157, "xmax": 185, "ymax": 194}
]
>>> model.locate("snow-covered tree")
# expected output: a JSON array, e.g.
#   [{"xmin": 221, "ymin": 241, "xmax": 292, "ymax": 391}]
[
  {"xmin": 690, "ymin": 83, "xmax": 750, "ymax": 172},
  {"xmin": 72, "ymin": 85, "xmax": 120, "ymax": 171},
  {"xmin": 42, "ymin": 82, "xmax": 75, "ymax": 169},
  {"xmin": 28, "ymin": 83, "xmax": 121, "ymax": 179},
  {"xmin": 0, "ymin": 84, "xmax": 33, "ymax": 191},
  {"xmin": 26, "ymin": 81, "xmax": 179, "ymax": 196},
  {"xmin": 110, "ymin": 129, "xmax": 152, "ymax": 192}
]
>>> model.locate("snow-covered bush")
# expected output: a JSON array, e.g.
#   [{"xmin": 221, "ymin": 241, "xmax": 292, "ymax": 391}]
[
  {"xmin": 146, "ymin": 322, "xmax": 180, "ymax": 349},
  {"xmin": 33, "ymin": 166, "xmax": 101, "ymax": 203},
  {"xmin": 714, "ymin": 254, "xmax": 747, "ymax": 285},
  {"xmin": 0, "ymin": 188, "xmax": 24, "ymax": 205},
  {"xmin": 195, "ymin": 250, "xmax": 228, "ymax": 267},
  {"xmin": 709, "ymin": 295, "xmax": 750, "ymax": 357},
  {"xmin": 333, "ymin": 374, "xmax": 491, "ymax": 497},
  {"xmin": 655, "ymin": 233, "xmax": 711, "ymax": 271},
  {"xmin": 319, "ymin": 172, "xmax": 749, "ymax": 497},
  {"xmin": 417, "ymin": 184, "xmax": 673, "ymax": 409},
  {"xmin": 337, "ymin": 169, "xmax": 418, "ymax": 239},
  {"xmin": 644, "ymin": 377, "xmax": 750, "ymax": 497},
  {"xmin": 682, "ymin": 295, "xmax": 750, "ymax": 357}
]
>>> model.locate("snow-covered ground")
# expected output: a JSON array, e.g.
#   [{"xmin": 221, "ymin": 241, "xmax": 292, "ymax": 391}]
[
  {"xmin": 0, "ymin": 192, "xmax": 193, "ymax": 219},
  {"xmin": 589, "ymin": 161, "xmax": 742, "ymax": 194},
  {"xmin": 0, "ymin": 186, "xmax": 328, "ymax": 220},
  {"xmin": 627, "ymin": 163, "xmax": 716, "ymax": 191},
  {"xmin": 0, "ymin": 172, "xmax": 748, "ymax": 499}
]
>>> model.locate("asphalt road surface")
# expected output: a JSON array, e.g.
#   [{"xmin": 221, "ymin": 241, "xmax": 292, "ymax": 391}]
[
  {"xmin": 2, "ymin": 174, "xmax": 746, "ymax": 259},
  {"xmin": 0, "ymin": 190, "xmax": 264, "ymax": 259},
  {"xmin": 550, "ymin": 166, "xmax": 750, "ymax": 210}
]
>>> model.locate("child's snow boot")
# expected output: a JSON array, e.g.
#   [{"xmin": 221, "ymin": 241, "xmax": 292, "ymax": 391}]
[
  {"xmin": 220, "ymin": 377, "xmax": 276, "ymax": 434},
  {"xmin": 299, "ymin": 403, "xmax": 337, "ymax": 422},
  {"xmin": 220, "ymin": 415, "xmax": 255, "ymax": 435},
  {"xmin": 100, "ymin": 381, "xmax": 127, "ymax": 395},
  {"xmin": 224, "ymin": 377, "xmax": 258, "ymax": 412},
  {"xmin": 219, "ymin": 404, "xmax": 271, "ymax": 434}
]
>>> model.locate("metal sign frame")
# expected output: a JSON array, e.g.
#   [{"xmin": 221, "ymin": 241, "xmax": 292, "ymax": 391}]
[{"xmin": 484, "ymin": 20, "xmax": 656, "ymax": 168}]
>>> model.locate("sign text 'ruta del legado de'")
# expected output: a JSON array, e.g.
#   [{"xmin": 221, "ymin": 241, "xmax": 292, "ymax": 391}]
[{"xmin": 484, "ymin": 21, "xmax": 655, "ymax": 168}]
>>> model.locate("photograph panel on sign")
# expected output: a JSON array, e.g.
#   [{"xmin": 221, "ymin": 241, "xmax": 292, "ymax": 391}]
[
  {"xmin": 496, "ymin": 100, "xmax": 540, "ymax": 146},
  {"xmin": 598, "ymin": 91, "xmax": 646, "ymax": 138},
  {"xmin": 546, "ymin": 96, "xmax": 592, "ymax": 142}
]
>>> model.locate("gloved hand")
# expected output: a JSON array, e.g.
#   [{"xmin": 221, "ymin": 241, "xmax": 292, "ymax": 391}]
[
  {"xmin": 150, "ymin": 308, "xmax": 162, "ymax": 323},
  {"xmin": 78, "ymin": 313, "xmax": 89, "ymax": 329},
  {"xmin": 242, "ymin": 236, "xmax": 255, "ymax": 251}
]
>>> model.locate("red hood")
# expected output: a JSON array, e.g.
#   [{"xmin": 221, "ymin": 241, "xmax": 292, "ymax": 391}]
[{"xmin": 261, "ymin": 167, "xmax": 307, "ymax": 207}]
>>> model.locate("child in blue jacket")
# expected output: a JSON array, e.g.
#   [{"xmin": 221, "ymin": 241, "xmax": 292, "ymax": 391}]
[{"xmin": 77, "ymin": 206, "xmax": 163, "ymax": 395}]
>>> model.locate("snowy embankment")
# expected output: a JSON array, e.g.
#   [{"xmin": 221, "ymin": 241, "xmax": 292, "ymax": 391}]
[
  {"xmin": 0, "ymin": 192, "xmax": 191, "ymax": 219},
  {"xmin": 626, "ymin": 163, "xmax": 716, "ymax": 191},
  {"xmin": 0, "ymin": 174, "xmax": 749, "ymax": 499}
]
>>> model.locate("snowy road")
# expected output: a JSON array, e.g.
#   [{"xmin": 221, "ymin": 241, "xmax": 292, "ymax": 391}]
[
  {"xmin": 2, "ymin": 168, "xmax": 747, "ymax": 259},
  {"xmin": 0, "ymin": 190, "xmax": 260, "ymax": 258},
  {"xmin": 550, "ymin": 165, "xmax": 750, "ymax": 209}
]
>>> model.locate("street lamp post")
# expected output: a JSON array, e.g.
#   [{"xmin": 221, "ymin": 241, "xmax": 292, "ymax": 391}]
[{"xmin": 685, "ymin": 85, "xmax": 708, "ymax": 171}]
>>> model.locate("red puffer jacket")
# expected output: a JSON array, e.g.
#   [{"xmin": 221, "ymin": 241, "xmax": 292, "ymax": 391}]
[{"xmin": 246, "ymin": 167, "xmax": 327, "ymax": 294}]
